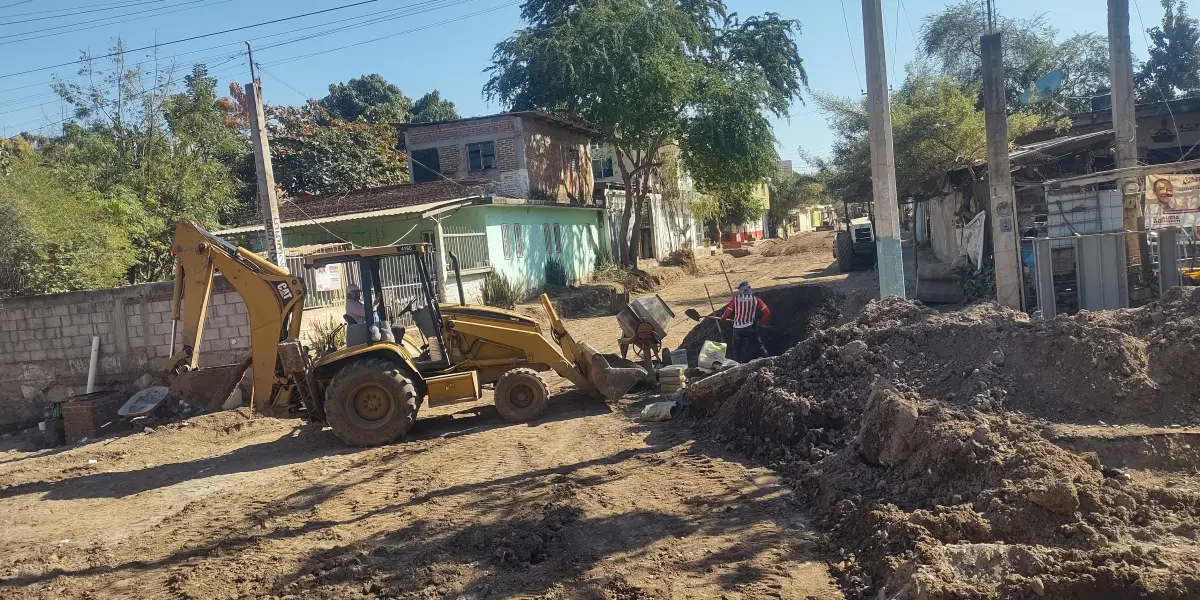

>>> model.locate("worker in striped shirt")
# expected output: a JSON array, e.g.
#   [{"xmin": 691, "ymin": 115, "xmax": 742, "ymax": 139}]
[{"xmin": 721, "ymin": 281, "xmax": 771, "ymax": 362}]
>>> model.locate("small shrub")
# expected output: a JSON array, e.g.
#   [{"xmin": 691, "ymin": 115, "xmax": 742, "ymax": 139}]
[
  {"xmin": 310, "ymin": 315, "xmax": 346, "ymax": 352},
  {"xmin": 483, "ymin": 271, "xmax": 523, "ymax": 309},
  {"xmin": 545, "ymin": 256, "xmax": 569, "ymax": 287},
  {"xmin": 658, "ymin": 248, "xmax": 701, "ymax": 275}
]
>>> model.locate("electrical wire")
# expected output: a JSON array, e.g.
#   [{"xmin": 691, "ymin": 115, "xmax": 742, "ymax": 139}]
[
  {"xmin": 0, "ymin": 0, "xmax": 390, "ymax": 80},
  {"xmin": 0, "ymin": 0, "xmax": 35, "ymax": 10},
  {"xmin": 838, "ymin": 0, "xmax": 864, "ymax": 94},
  {"xmin": 890, "ymin": 0, "xmax": 901, "ymax": 86},
  {"xmin": 1133, "ymin": 0, "xmax": 1186, "ymax": 161},
  {"xmin": 0, "ymin": 0, "xmax": 176, "ymax": 25},
  {"xmin": 0, "ymin": 0, "xmax": 231, "ymax": 46},
  {"xmin": 0, "ymin": 0, "xmax": 474, "ymax": 105}
]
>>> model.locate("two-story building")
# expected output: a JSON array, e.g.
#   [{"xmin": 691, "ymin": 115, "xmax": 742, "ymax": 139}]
[{"xmin": 218, "ymin": 112, "xmax": 608, "ymax": 317}]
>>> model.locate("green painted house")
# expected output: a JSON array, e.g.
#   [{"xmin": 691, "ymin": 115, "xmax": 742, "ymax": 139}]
[{"xmin": 216, "ymin": 112, "xmax": 607, "ymax": 308}]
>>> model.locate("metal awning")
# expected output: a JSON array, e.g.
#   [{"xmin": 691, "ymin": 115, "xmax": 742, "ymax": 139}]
[{"xmin": 213, "ymin": 197, "xmax": 482, "ymax": 235}]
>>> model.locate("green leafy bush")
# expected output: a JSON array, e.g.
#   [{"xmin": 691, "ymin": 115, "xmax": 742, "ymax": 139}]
[
  {"xmin": 483, "ymin": 271, "xmax": 523, "ymax": 309},
  {"xmin": 545, "ymin": 257, "xmax": 568, "ymax": 287}
]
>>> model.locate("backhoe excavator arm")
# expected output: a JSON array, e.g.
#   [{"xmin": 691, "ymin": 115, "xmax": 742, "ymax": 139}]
[{"xmin": 166, "ymin": 221, "xmax": 306, "ymax": 414}]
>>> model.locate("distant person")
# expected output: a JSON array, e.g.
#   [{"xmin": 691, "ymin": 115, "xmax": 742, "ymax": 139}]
[{"xmin": 721, "ymin": 281, "xmax": 771, "ymax": 363}]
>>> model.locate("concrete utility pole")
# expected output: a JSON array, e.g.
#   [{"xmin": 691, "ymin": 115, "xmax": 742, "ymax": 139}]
[
  {"xmin": 981, "ymin": 34, "xmax": 1023, "ymax": 310},
  {"xmin": 1108, "ymin": 0, "xmax": 1149, "ymax": 282},
  {"xmin": 861, "ymin": 0, "xmax": 906, "ymax": 298},
  {"xmin": 245, "ymin": 42, "xmax": 285, "ymax": 269}
]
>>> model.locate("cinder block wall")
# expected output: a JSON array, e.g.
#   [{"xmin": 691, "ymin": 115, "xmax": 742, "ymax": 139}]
[{"xmin": 0, "ymin": 279, "xmax": 250, "ymax": 431}]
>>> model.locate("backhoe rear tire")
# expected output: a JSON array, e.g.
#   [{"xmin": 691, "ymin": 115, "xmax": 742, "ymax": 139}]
[
  {"xmin": 325, "ymin": 358, "xmax": 418, "ymax": 447},
  {"xmin": 494, "ymin": 368, "xmax": 550, "ymax": 423},
  {"xmin": 835, "ymin": 231, "xmax": 856, "ymax": 273}
]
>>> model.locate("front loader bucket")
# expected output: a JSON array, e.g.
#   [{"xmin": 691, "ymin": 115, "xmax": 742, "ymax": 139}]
[
  {"xmin": 578, "ymin": 342, "xmax": 646, "ymax": 400},
  {"xmin": 168, "ymin": 356, "xmax": 251, "ymax": 412}
]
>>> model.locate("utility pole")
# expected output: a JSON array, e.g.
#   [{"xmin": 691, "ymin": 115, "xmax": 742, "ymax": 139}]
[
  {"xmin": 1108, "ymin": 0, "xmax": 1150, "ymax": 283},
  {"xmin": 981, "ymin": 34, "xmax": 1023, "ymax": 310},
  {"xmin": 861, "ymin": 0, "xmax": 906, "ymax": 298},
  {"xmin": 245, "ymin": 42, "xmax": 285, "ymax": 269}
]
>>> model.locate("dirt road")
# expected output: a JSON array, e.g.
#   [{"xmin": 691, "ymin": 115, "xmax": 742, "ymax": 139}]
[{"xmin": 0, "ymin": 235, "xmax": 856, "ymax": 600}]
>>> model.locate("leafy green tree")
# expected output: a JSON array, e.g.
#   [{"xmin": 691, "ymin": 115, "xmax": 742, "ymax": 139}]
[
  {"xmin": 1136, "ymin": 0, "xmax": 1200, "ymax": 102},
  {"xmin": 920, "ymin": 1, "xmax": 1110, "ymax": 113},
  {"xmin": 318, "ymin": 74, "xmax": 413, "ymax": 123},
  {"xmin": 409, "ymin": 90, "xmax": 460, "ymax": 123},
  {"xmin": 486, "ymin": 0, "xmax": 805, "ymax": 265},
  {"xmin": 49, "ymin": 45, "xmax": 244, "ymax": 283},
  {"xmin": 807, "ymin": 74, "xmax": 1040, "ymax": 203},
  {"xmin": 0, "ymin": 141, "xmax": 134, "ymax": 296},
  {"xmin": 769, "ymin": 173, "xmax": 826, "ymax": 229},
  {"xmin": 269, "ymin": 102, "xmax": 407, "ymax": 196}
]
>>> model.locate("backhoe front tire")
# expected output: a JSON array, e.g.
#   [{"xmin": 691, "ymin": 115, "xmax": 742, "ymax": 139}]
[
  {"xmin": 835, "ymin": 231, "xmax": 856, "ymax": 273},
  {"xmin": 325, "ymin": 358, "xmax": 418, "ymax": 447},
  {"xmin": 494, "ymin": 368, "xmax": 550, "ymax": 423}
]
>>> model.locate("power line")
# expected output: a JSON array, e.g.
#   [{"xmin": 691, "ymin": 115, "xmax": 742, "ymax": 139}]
[
  {"xmin": 0, "ymin": 0, "xmax": 34, "ymax": 10},
  {"xmin": 1132, "ymin": 0, "xmax": 1186, "ymax": 160},
  {"xmin": 838, "ymin": 0, "xmax": 864, "ymax": 94},
  {"xmin": 0, "ymin": 0, "xmax": 176, "ymax": 26},
  {"xmin": 2, "ymin": 0, "xmax": 177, "ymax": 19},
  {"xmin": 0, "ymin": 0, "xmax": 473, "ymax": 113},
  {"xmin": 266, "ymin": 3, "xmax": 514, "ymax": 67},
  {"xmin": 0, "ymin": 0, "xmax": 389, "ymax": 80},
  {"xmin": 0, "ymin": 0, "xmax": 232, "ymax": 46}
]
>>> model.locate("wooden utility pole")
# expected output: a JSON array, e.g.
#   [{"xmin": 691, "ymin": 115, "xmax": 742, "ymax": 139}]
[
  {"xmin": 861, "ymin": 0, "xmax": 906, "ymax": 298},
  {"xmin": 1108, "ymin": 0, "xmax": 1149, "ymax": 282},
  {"xmin": 981, "ymin": 34, "xmax": 1023, "ymax": 310},
  {"xmin": 245, "ymin": 42, "xmax": 285, "ymax": 269}
]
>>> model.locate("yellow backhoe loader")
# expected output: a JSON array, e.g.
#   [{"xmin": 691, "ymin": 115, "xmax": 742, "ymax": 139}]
[{"xmin": 164, "ymin": 221, "xmax": 643, "ymax": 446}]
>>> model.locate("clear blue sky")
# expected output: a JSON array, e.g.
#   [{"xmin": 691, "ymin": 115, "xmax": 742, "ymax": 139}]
[{"xmin": 0, "ymin": 0, "xmax": 1171, "ymax": 165}]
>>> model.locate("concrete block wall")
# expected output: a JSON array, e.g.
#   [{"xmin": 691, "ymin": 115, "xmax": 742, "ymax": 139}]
[{"xmin": 0, "ymin": 279, "xmax": 250, "ymax": 431}]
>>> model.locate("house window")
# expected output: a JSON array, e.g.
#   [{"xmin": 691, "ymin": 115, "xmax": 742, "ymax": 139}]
[
  {"xmin": 592, "ymin": 156, "xmax": 614, "ymax": 179},
  {"xmin": 514, "ymin": 223, "xmax": 524, "ymax": 257},
  {"xmin": 543, "ymin": 223, "xmax": 552, "ymax": 253},
  {"xmin": 553, "ymin": 223, "xmax": 562, "ymax": 253},
  {"xmin": 501, "ymin": 223, "xmax": 512, "ymax": 259},
  {"xmin": 467, "ymin": 141, "xmax": 496, "ymax": 171}
]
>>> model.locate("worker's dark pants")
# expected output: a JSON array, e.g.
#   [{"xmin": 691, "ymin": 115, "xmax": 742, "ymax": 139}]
[{"xmin": 730, "ymin": 326, "xmax": 767, "ymax": 363}]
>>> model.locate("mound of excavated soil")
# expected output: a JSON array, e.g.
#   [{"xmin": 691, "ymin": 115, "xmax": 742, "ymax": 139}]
[
  {"xmin": 690, "ymin": 290, "xmax": 1200, "ymax": 599},
  {"xmin": 678, "ymin": 284, "xmax": 844, "ymax": 365}
]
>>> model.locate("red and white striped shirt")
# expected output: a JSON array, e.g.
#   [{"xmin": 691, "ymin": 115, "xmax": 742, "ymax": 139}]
[{"xmin": 722, "ymin": 294, "xmax": 770, "ymax": 328}]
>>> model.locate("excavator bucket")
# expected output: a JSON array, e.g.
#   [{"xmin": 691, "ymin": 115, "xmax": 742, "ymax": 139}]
[
  {"xmin": 538, "ymin": 294, "xmax": 646, "ymax": 400},
  {"xmin": 168, "ymin": 356, "xmax": 252, "ymax": 412}
]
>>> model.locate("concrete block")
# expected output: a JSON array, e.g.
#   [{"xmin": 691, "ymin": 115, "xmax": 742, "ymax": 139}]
[
  {"xmin": 210, "ymin": 293, "xmax": 226, "ymax": 306},
  {"xmin": 229, "ymin": 337, "xmax": 243, "ymax": 348},
  {"xmin": 94, "ymin": 323, "xmax": 110, "ymax": 335},
  {"xmin": 155, "ymin": 344, "xmax": 171, "ymax": 358},
  {"xmin": 237, "ymin": 325, "xmax": 250, "ymax": 337},
  {"xmin": 90, "ymin": 312, "xmax": 108, "ymax": 324},
  {"xmin": 68, "ymin": 304, "xmax": 82, "ymax": 315},
  {"xmin": 228, "ymin": 313, "xmax": 249, "ymax": 327},
  {"xmin": 128, "ymin": 314, "xmax": 142, "ymax": 327},
  {"xmin": 208, "ymin": 338, "xmax": 231, "ymax": 351},
  {"xmin": 51, "ymin": 349, "xmax": 66, "ymax": 360},
  {"xmin": 43, "ymin": 316, "xmax": 60, "ymax": 328},
  {"xmin": 30, "ymin": 350, "xmax": 47, "ymax": 361},
  {"xmin": 129, "ymin": 336, "xmax": 144, "ymax": 349},
  {"xmin": 0, "ymin": 321, "xmax": 12, "ymax": 332},
  {"xmin": 62, "ymin": 325, "xmax": 79, "ymax": 338},
  {"xmin": 32, "ymin": 307, "xmax": 50, "ymax": 318},
  {"xmin": 149, "ymin": 333, "xmax": 166, "ymax": 347},
  {"xmin": 52, "ymin": 305, "xmax": 68, "ymax": 317},
  {"xmin": 13, "ymin": 351, "xmax": 30, "ymax": 362},
  {"xmin": 100, "ymin": 343, "xmax": 115, "ymax": 355},
  {"xmin": 151, "ymin": 300, "xmax": 170, "ymax": 313},
  {"xmin": 17, "ymin": 330, "xmax": 31, "ymax": 342},
  {"xmin": 147, "ymin": 312, "xmax": 163, "ymax": 325},
  {"xmin": 209, "ymin": 315, "xmax": 229, "ymax": 329},
  {"xmin": 133, "ymin": 325, "xmax": 143, "ymax": 337},
  {"xmin": 152, "ymin": 321, "xmax": 173, "ymax": 336},
  {"xmin": 71, "ymin": 313, "xmax": 89, "ymax": 326},
  {"xmin": 28, "ymin": 317, "xmax": 44, "ymax": 329}
]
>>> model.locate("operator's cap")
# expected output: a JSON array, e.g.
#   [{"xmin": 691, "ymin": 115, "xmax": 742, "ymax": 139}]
[
  {"xmin": 738, "ymin": 281, "xmax": 752, "ymax": 294},
  {"xmin": 347, "ymin": 283, "xmax": 360, "ymax": 293}
]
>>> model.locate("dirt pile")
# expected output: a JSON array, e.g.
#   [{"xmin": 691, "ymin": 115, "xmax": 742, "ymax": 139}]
[
  {"xmin": 692, "ymin": 290, "xmax": 1200, "ymax": 599},
  {"xmin": 678, "ymin": 283, "xmax": 844, "ymax": 364},
  {"xmin": 756, "ymin": 232, "xmax": 835, "ymax": 257}
]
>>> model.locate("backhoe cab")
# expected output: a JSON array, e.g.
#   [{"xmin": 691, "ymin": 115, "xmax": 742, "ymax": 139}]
[
  {"xmin": 165, "ymin": 221, "xmax": 641, "ymax": 447},
  {"xmin": 833, "ymin": 198, "xmax": 877, "ymax": 272}
]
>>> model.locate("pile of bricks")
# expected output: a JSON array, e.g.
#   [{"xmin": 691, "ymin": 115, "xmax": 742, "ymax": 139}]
[{"xmin": 62, "ymin": 391, "xmax": 123, "ymax": 442}]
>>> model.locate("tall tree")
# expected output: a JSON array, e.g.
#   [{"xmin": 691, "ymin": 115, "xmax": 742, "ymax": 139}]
[
  {"xmin": 269, "ymin": 102, "xmax": 408, "ymax": 197},
  {"xmin": 486, "ymin": 0, "xmax": 805, "ymax": 265},
  {"xmin": 807, "ymin": 73, "xmax": 1040, "ymax": 203},
  {"xmin": 409, "ymin": 90, "xmax": 460, "ymax": 123},
  {"xmin": 920, "ymin": 1, "xmax": 1110, "ymax": 113},
  {"xmin": 1136, "ymin": 0, "xmax": 1200, "ymax": 102},
  {"xmin": 318, "ymin": 74, "xmax": 413, "ymax": 123}
]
